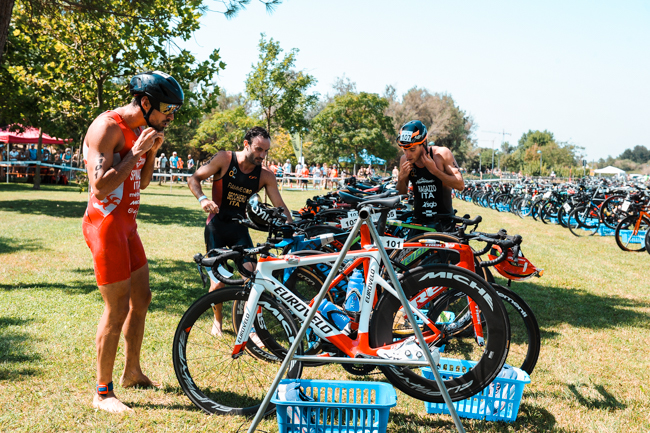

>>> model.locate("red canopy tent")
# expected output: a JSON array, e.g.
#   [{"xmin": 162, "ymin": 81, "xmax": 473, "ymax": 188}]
[{"xmin": 0, "ymin": 126, "xmax": 71, "ymax": 145}]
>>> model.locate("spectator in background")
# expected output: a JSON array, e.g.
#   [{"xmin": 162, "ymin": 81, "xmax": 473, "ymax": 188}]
[
  {"xmin": 159, "ymin": 153, "xmax": 168, "ymax": 172},
  {"xmin": 313, "ymin": 163, "xmax": 322, "ymax": 189},
  {"xmin": 28, "ymin": 144, "xmax": 37, "ymax": 161},
  {"xmin": 330, "ymin": 164, "xmax": 339, "ymax": 190},
  {"xmin": 169, "ymin": 151, "xmax": 179, "ymax": 181},
  {"xmin": 187, "ymin": 154, "xmax": 195, "ymax": 174},
  {"xmin": 275, "ymin": 161, "xmax": 283, "ymax": 185},
  {"xmin": 300, "ymin": 163, "xmax": 310, "ymax": 190},
  {"xmin": 392, "ymin": 166, "xmax": 399, "ymax": 180},
  {"xmin": 63, "ymin": 148, "xmax": 72, "ymax": 166},
  {"xmin": 283, "ymin": 159, "xmax": 292, "ymax": 187},
  {"xmin": 158, "ymin": 152, "xmax": 168, "ymax": 185}
]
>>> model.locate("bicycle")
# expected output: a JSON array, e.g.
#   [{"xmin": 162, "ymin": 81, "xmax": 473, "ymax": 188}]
[{"xmin": 173, "ymin": 198, "xmax": 511, "ymax": 415}]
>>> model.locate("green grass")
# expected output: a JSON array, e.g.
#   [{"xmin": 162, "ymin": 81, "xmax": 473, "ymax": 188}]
[{"xmin": 0, "ymin": 182, "xmax": 649, "ymax": 432}]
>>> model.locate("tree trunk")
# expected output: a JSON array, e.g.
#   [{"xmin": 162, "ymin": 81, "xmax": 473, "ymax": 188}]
[
  {"xmin": 33, "ymin": 128, "xmax": 42, "ymax": 190},
  {"xmin": 0, "ymin": 0, "xmax": 15, "ymax": 65}
]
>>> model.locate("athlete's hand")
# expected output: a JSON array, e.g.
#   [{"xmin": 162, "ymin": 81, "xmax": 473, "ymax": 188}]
[
  {"xmin": 201, "ymin": 199, "xmax": 219, "ymax": 214},
  {"xmin": 150, "ymin": 132, "xmax": 164, "ymax": 154},
  {"xmin": 398, "ymin": 159, "xmax": 411, "ymax": 183},
  {"xmin": 421, "ymin": 148, "xmax": 441, "ymax": 176},
  {"xmin": 132, "ymin": 128, "xmax": 162, "ymax": 157}
]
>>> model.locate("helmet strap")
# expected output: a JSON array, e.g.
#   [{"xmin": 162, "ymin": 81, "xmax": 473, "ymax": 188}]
[{"xmin": 138, "ymin": 97, "xmax": 156, "ymax": 128}]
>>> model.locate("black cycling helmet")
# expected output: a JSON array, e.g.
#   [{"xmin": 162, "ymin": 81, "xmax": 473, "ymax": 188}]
[
  {"xmin": 246, "ymin": 194, "xmax": 286, "ymax": 229},
  {"xmin": 129, "ymin": 71, "xmax": 184, "ymax": 127},
  {"xmin": 397, "ymin": 120, "xmax": 428, "ymax": 149}
]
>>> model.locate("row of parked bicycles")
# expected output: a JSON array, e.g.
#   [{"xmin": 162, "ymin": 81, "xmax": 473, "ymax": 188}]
[
  {"xmin": 171, "ymin": 175, "xmax": 545, "ymax": 417},
  {"xmin": 457, "ymin": 178, "xmax": 650, "ymax": 254}
]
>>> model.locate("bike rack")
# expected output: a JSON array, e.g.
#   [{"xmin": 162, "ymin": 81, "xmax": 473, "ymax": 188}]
[{"xmin": 247, "ymin": 206, "xmax": 466, "ymax": 433}]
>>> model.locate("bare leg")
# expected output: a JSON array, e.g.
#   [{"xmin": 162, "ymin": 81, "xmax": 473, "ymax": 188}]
[
  {"xmin": 210, "ymin": 261, "xmax": 255, "ymax": 336},
  {"xmin": 210, "ymin": 278, "xmax": 225, "ymax": 336},
  {"xmin": 94, "ymin": 278, "xmax": 133, "ymax": 413},
  {"xmin": 120, "ymin": 264, "xmax": 159, "ymax": 388}
]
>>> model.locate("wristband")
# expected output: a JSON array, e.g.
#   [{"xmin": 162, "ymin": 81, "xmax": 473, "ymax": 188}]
[{"xmin": 198, "ymin": 195, "xmax": 208, "ymax": 203}]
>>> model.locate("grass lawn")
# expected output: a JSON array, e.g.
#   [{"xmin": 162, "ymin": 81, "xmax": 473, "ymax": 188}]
[{"xmin": 0, "ymin": 182, "xmax": 649, "ymax": 432}]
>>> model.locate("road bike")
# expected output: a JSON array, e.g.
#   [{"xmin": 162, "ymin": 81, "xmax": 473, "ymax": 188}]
[{"xmin": 173, "ymin": 199, "xmax": 511, "ymax": 415}]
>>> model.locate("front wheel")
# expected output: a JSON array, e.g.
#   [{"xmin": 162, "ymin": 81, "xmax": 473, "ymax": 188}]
[
  {"xmin": 568, "ymin": 205, "xmax": 600, "ymax": 237},
  {"xmin": 370, "ymin": 264, "xmax": 510, "ymax": 403},
  {"xmin": 173, "ymin": 287, "xmax": 303, "ymax": 415},
  {"xmin": 492, "ymin": 283, "xmax": 540, "ymax": 374},
  {"xmin": 615, "ymin": 215, "xmax": 650, "ymax": 252}
]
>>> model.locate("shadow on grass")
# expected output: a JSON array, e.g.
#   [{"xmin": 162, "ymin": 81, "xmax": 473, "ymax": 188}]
[
  {"xmin": 567, "ymin": 384, "xmax": 626, "ymax": 411},
  {"xmin": 0, "ymin": 199, "xmax": 206, "ymax": 227},
  {"xmin": 0, "ymin": 317, "xmax": 41, "ymax": 381},
  {"xmin": 390, "ymin": 403, "xmax": 577, "ymax": 432},
  {"xmin": 128, "ymin": 400, "xmax": 199, "ymax": 411},
  {"xmin": 0, "ymin": 258, "xmax": 206, "ymax": 314},
  {"xmin": 506, "ymin": 279, "xmax": 650, "ymax": 336},
  {"xmin": 0, "ymin": 236, "xmax": 44, "ymax": 254},
  {"xmin": 0, "ymin": 278, "xmax": 96, "ymax": 295}
]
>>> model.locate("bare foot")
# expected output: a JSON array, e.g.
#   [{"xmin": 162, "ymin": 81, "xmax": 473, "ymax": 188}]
[
  {"xmin": 93, "ymin": 393, "xmax": 133, "ymax": 413},
  {"xmin": 211, "ymin": 319, "xmax": 222, "ymax": 337},
  {"xmin": 120, "ymin": 371, "xmax": 161, "ymax": 389}
]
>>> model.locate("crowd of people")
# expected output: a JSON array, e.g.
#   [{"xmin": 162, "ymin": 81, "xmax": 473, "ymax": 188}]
[
  {"xmin": 0, "ymin": 143, "xmax": 79, "ymax": 183},
  {"xmin": 266, "ymin": 159, "xmax": 354, "ymax": 190}
]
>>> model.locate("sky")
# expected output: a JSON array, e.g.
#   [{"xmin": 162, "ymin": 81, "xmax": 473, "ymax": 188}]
[{"xmin": 178, "ymin": 0, "xmax": 650, "ymax": 161}]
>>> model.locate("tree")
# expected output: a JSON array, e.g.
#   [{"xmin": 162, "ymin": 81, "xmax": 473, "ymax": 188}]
[
  {"xmin": 267, "ymin": 128, "xmax": 295, "ymax": 164},
  {"xmin": 245, "ymin": 34, "xmax": 318, "ymax": 135},
  {"xmin": 2, "ymin": 0, "xmax": 225, "ymax": 143},
  {"xmin": 384, "ymin": 86, "xmax": 475, "ymax": 163},
  {"xmin": 0, "ymin": 0, "xmax": 281, "ymax": 66},
  {"xmin": 190, "ymin": 106, "xmax": 261, "ymax": 154},
  {"xmin": 619, "ymin": 145, "xmax": 650, "ymax": 164},
  {"xmin": 310, "ymin": 92, "xmax": 396, "ymax": 165}
]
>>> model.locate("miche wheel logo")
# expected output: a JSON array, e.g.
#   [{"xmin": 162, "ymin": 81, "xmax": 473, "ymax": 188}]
[{"xmin": 418, "ymin": 271, "xmax": 494, "ymax": 310}]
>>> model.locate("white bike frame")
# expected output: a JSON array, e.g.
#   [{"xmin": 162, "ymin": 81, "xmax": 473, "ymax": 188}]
[
  {"xmin": 243, "ymin": 206, "xmax": 466, "ymax": 433},
  {"xmin": 231, "ymin": 248, "xmax": 436, "ymax": 359}
]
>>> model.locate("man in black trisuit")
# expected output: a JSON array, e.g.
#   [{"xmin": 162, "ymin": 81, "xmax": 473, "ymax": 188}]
[
  {"xmin": 188, "ymin": 126, "xmax": 292, "ymax": 335},
  {"xmin": 395, "ymin": 120, "xmax": 464, "ymax": 232}
]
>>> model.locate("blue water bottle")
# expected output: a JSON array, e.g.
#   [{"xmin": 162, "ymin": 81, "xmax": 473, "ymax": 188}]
[
  {"xmin": 344, "ymin": 269, "xmax": 364, "ymax": 319},
  {"xmin": 317, "ymin": 300, "xmax": 350, "ymax": 332}
]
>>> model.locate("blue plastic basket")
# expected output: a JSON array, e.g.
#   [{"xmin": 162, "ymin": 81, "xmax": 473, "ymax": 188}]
[
  {"xmin": 598, "ymin": 225, "xmax": 616, "ymax": 236},
  {"xmin": 422, "ymin": 359, "xmax": 530, "ymax": 422},
  {"xmin": 618, "ymin": 230, "xmax": 647, "ymax": 247},
  {"xmin": 272, "ymin": 379, "xmax": 397, "ymax": 433}
]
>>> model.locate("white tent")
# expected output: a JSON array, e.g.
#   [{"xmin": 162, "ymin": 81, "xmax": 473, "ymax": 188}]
[{"xmin": 594, "ymin": 166, "xmax": 626, "ymax": 175}]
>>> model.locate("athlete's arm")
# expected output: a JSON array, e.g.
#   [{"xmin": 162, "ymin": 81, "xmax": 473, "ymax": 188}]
[
  {"xmin": 421, "ymin": 147, "xmax": 465, "ymax": 191},
  {"xmin": 140, "ymin": 134, "xmax": 164, "ymax": 190},
  {"xmin": 188, "ymin": 151, "xmax": 229, "ymax": 214},
  {"xmin": 261, "ymin": 168, "xmax": 293, "ymax": 223},
  {"xmin": 396, "ymin": 155, "xmax": 411, "ymax": 195},
  {"xmin": 86, "ymin": 118, "xmax": 161, "ymax": 200}
]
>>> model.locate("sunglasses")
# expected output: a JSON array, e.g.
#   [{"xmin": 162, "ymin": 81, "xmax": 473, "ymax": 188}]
[{"xmin": 158, "ymin": 101, "xmax": 182, "ymax": 115}]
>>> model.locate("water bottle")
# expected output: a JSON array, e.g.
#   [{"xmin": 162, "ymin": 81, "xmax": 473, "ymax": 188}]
[
  {"xmin": 344, "ymin": 269, "xmax": 364, "ymax": 320},
  {"xmin": 317, "ymin": 299, "xmax": 350, "ymax": 333}
]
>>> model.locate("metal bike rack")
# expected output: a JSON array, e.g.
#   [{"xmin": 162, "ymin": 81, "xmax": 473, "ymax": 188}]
[{"xmin": 247, "ymin": 207, "xmax": 466, "ymax": 433}]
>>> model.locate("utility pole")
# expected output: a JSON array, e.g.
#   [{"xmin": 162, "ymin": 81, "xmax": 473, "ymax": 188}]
[{"xmin": 484, "ymin": 130, "xmax": 511, "ymax": 174}]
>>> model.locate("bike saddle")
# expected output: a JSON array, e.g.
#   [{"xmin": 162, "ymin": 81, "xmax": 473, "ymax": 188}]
[
  {"xmin": 357, "ymin": 195, "xmax": 401, "ymax": 210},
  {"xmin": 339, "ymin": 190, "xmax": 395, "ymax": 205}
]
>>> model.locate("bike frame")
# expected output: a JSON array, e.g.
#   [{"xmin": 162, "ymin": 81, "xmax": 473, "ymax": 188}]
[{"xmin": 246, "ymin": 207, "xmax": 468, "ymax": 433}]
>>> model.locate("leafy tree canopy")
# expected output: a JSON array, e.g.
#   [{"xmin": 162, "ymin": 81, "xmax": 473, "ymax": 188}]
[
  {"xmin": 190, "ymin": 106, "xmax": 261, "ymax": 154},
  {"xmin": 2, "ymin": 0, "xmax": 224, "ymax": 143},
  {"xmin": 310, "ymin": 91, "xmax": 396, "ymax": 165},
  {"xmin": 245, "ymin": 34, "xmax": 318, "ymax": 135},
  {"xmin": 384, "ymin": 86, "xmax": 475, "ymax": 163},
  {"xmin": 619, "ymin": 145, "xmax": 650, "ymax": 164}
]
